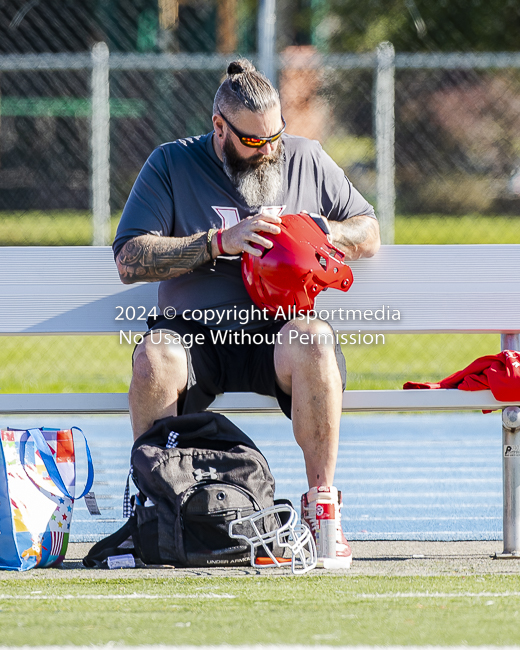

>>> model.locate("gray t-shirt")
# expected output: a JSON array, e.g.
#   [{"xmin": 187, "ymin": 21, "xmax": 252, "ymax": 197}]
[{"xmin": 113, "ymin": 132, "xmax": 376, "ymax": 330}]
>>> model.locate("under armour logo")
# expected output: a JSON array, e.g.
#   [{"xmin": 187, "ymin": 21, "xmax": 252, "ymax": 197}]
[{"xmin": 193, "ymin": 467, "xmax": 218, "ymax": 481}]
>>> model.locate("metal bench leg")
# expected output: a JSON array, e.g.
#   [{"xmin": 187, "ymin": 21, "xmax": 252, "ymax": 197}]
[
  {"xmin": 500, "ymin": 406, "xmax": 520, "ymax": 556},
  {"xmin": 498, "ymin": 333, "xmax": 520, "ymax": 558}
]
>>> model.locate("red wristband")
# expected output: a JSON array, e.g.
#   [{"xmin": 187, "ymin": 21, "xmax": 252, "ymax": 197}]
[{"xmin": 216, "ymin": 228, "xmax": 225, "ymax": 255}]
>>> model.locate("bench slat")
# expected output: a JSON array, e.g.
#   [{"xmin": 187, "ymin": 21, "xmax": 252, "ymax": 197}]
[
  {"xmin": 1, "ymin": 390, "xmax": 518, "ymax": 415},
  {"xmin": 1, "ymin": 245, "xmax": 519, "ymax": 335}
]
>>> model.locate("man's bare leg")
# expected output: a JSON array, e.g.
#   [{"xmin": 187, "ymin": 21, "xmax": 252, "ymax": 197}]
[
  {"xmin": 274, "ymin": 318, "xmax": 343, "ymax": 487},
  {"xmin": 274, "ymin": 318, "xmax": 352, "ymax": 567},
  {"xmin": 129, "ymin": 330, "xmax": 188, "ymax": 441}
]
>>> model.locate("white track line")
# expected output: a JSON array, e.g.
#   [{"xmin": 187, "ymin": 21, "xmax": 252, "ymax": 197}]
[
  {"xmin": 1, "ymin": 591, "xmax": 519, "ymax": 601},
  {"xmin": 278, "ymin": 476, "xmax": 502, "ymax": 480},
  {"xmin": 344, "ymin": 516, "xmax": 501, "ymax": 521},
  {"xmin": 0, "ymin": 593, "xmax": 235, "ymax": 600},
  {"xmin": 350, "ymin": 591, "xmax": 520, "ymax": 599}
]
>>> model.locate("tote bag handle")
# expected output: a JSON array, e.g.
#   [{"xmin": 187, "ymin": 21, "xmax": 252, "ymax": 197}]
[{"xmin": 19, "ymin": 427, "xmax": 94, "ymax": 500}]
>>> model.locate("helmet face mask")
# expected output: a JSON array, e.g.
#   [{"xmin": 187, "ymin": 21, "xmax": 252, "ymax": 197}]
[
  {"xmin": 241, "ymin": 212, "xmax": 354, "ymax": 317},
  {"xmin": 229, "ymin": 503, "xmax": 317, "ymax": 575}
]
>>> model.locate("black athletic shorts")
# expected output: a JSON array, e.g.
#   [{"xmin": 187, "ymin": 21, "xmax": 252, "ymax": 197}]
[{"xmin": 137, "ymin": 315, "xmax": 347, "ymax": 420}]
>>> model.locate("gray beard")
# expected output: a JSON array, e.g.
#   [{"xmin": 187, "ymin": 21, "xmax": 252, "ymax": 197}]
[{"xmin": 221, "ymin": 136, "xmax": 284, "ymax": 208}]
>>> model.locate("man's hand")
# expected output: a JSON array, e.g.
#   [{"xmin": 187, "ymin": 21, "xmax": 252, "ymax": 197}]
[
  {"xmin": 327, "ymin": 215, "xmax": 381, "ymax": 260},
  {"xmin": 219, "ymin": 212, "xmax": 282, "ymax": 257}
]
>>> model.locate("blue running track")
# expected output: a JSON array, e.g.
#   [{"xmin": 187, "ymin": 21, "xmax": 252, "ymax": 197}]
[{"xmin": 4, "ymin": 411, "xmax": 503, "ymax": 542}]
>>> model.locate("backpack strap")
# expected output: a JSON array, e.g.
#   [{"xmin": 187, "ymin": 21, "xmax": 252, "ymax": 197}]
[{"xmin": 123, "ymin": 467, "xmax": 134, "ymax": 518}]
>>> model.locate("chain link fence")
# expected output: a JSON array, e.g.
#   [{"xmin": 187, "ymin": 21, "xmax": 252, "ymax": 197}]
[
  {"xmin": 4, "ymin": 50, "xmax": 520, "ymax": 240},
  {"xmin": 0, "ymin": 0, "xmax": 518, "ymax": 396},
  {"xmin": 395, "ymin": 59, "xmax": 520, "ymax": 217}
]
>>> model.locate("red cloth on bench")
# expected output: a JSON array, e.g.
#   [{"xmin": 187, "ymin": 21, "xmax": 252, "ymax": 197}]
[{"xmin": 403, "ymin": 350, "xmax": 520, "ymax": 403}]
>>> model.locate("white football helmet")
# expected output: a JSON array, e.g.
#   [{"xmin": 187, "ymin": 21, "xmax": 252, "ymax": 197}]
[{"xmin": 229, "ymin": 503, "xmax": 317, "ymax": 575}]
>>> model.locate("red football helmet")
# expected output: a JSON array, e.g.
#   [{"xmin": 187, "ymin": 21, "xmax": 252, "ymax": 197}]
[{"xmin": 241, "ymin": 212, "xmax": 354, "ymax": 316}]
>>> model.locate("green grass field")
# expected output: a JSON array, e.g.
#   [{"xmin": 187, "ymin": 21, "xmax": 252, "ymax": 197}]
[
  {"xmin": 0, "ymin": 211, "xmax": 121, "ymax": 246},
  {"xmin": 394, "ymin": 214, "xmax": 520, "ymax": 245},
  {"xmin": 0, "ymin": 332, "xmax": 501, "ymax": 394},
  {"xmin": 1, "ymin": 211, "xmax": 519, "ymax": 246},
  {"xmin": 1, "ymin": 212, "xmax": 517, "ymax": 395},
  {"xmin": 1, "ymin": 574, "xmax": 520, "ymax": 645}
]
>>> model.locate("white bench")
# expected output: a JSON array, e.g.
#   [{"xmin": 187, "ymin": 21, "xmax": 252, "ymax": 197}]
[{"xmin": 2, "ymin": 244, "xmax": 520, "ymax": 555}]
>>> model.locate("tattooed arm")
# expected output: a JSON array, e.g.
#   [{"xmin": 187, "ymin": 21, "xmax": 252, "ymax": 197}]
[
  {"xmin": 115, "ymin": 215, "xmax": 379, "ymax": 283},
  {"xmin": 116, "ymin": 232, "xmax": 216, "ymax": 284},
  {"xmin": 328, "ymin": 215, "xmax": 381, "ymax": 260}
]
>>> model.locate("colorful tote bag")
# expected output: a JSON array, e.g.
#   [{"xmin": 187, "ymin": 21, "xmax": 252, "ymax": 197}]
[{"xmin": 0, "ymin": 427, "xmax": 93, "ymax": 571}]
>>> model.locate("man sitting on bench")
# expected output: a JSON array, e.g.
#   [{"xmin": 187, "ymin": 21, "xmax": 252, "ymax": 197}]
[{"xmin": 112, "ymin": 58, "xmax": 380, "ymax": 568}]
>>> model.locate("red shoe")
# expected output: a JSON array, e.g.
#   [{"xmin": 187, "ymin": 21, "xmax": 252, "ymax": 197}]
[{"xmin": 301, "ymin": 485, "xmax": 353, "ymax": 569}]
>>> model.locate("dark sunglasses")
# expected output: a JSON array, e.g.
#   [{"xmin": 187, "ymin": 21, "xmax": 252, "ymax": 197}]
[{"xmin": 218, "ymin": 106, "xmax": 286, "ymax": 148}]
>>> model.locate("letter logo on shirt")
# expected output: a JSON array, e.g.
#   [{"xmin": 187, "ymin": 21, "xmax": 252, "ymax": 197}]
[
  {"xmin": 212, "ymin": 205, "xmax": 286, "ymax": 228},
  {"xmin": 260, "ymin": 205, "xmax": 286, "ymax": 217},
  {"xmin": 211, "ymin": 207, "xmax": 241, "ymax": 228}
]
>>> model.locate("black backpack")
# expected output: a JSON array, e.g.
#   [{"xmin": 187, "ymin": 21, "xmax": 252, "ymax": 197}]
[{"xmin": 84, "ymin": 412, "xmax": 285, "ymax": 568}]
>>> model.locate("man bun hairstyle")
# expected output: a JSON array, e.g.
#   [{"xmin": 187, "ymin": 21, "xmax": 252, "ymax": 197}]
[
  {"xmin": 226, "ymin": 60, "xmax": 255, "ymax": 75},
  {"xmin": 213, "ymin": 58, "xmax": 280, "ymax": 118}
]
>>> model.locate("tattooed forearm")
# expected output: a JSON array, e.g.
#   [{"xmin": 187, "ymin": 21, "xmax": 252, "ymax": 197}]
[
  {"xmin": 116, "ymin": 233, "xmax": 210, "ymax": 284},
  {"xmin": 328, "ymin": 216, "xmax": 380, "ymax": 260}
]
